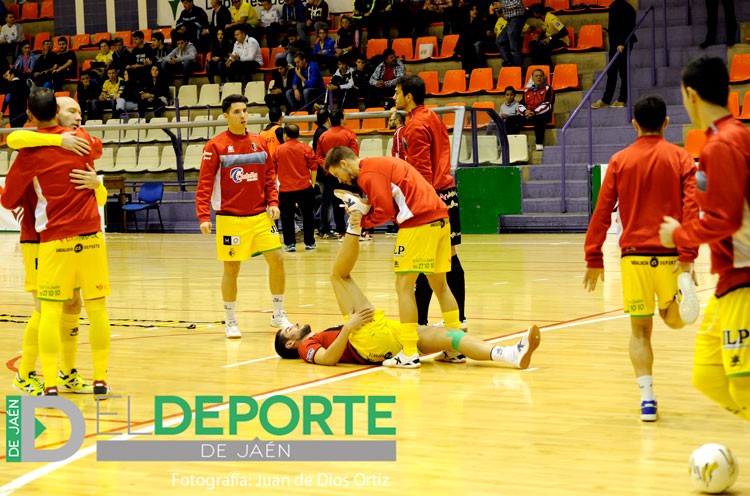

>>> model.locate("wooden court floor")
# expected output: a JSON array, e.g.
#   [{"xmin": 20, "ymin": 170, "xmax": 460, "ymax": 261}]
[{"xmin": 1, "ymin": 232, "xmax": 749, "ymax": 496}]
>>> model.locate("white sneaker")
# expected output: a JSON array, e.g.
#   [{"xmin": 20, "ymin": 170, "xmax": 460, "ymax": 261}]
[
  {"xmin": 677, "ymin": 272, "xmax": 700, "ymax": 324},
  {"xmin": 382, "ymin": 350, "xmax": 421, "ymax": 368},
  {"xmin": 270, "ymin": 311, "xmax": 291, "ymax": 328},
  {"xmin": 225, "ymin": 324, "xmax": 242, "ymax": 339},
  {"xmin": 513, "ymin": 325, "xmax": 541, "ymax": 369},
  {"xmin": 535, "ymin": 144, "xmax": 544, "ymax": 151},
  {"xmin": 432, "ymin": 320, "xmax": 468, "ymax": 331},
  {"xmin": 334, "ymin": 189, "xmax": 371, "ymax": 215},
  {"xmin": 434, "ymin": 350, "xmax": 467, "ymax": 363}
]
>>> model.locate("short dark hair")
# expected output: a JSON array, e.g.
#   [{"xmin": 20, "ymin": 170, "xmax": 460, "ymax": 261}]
[
  {"xmin": 274, "ymin": 330, "xmax": 300, "ymax": 359},
  {"xmin": 316, "ymin": 107, "xmax": 330, "ymax": 126},
  {"xmin": 275, "ymin": 57, "xmax": 288, "ymax": 67},
  {"xmin": 391, "ymin": 111, "xmax": 405, "ymax": 125},
  {"xmin": 57, "ymin": 36, "xmax": 67, "ymax": 44},
  {"xmin": 396, "ymin": 75, "xmax": 426, "ymax": 105},
  {"xmin": 293, "ymin": 51, "xmax": 307, "ymax": 61},
  {"xmin": 504, "ymin": 86, "xmax": 516, "ymax": 94},
  {"xmin": 382, "ymin": 48, "xmax": 395, "ymax": 58},
  {"xmin": 284, "ymin": 123, "xmax": 300, "ymax": 139},
  {"xmin": 681, "ymin": 55, "xmax": 729, "ymax": 107},
  {"xmin": 152, "ymin": 32, "xmax": 165, "ymax": 43},
  {"xmin": 633, "ymin": 95, "xmax": 667, "ymax": 133},
  {"xmin": 133, "ymin": 31, "xmax": 144, "ymax": 39},
  {"xmin": 268, "ymin": 108, "xmax": 282, "ymax": 123},
  {"xmin": 113, "ymin": 37, "xmax": 124, "ymax": 45},
  {"xmin": 19, "ymin": 40, "xmax": 29, "ymax": 49},
  {"xmin": 28, "ymin": 88, "xmax": 57, "ymax": 122},
  {"xmin": 324, "ymin": 146, "xmax": 357, "ymax": 171},
  {"xmin": 222, "ymin": 94, "xmax": 248, "ymax": 113},
  {"xmin": 330, "ymin": 109, "xmax": 345, "ymax": 127}
]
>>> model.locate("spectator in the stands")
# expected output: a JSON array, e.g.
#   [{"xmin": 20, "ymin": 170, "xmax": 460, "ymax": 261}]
[
  {"xmin": 259, "ymin": 0, "xmax": 282, "ymax": 48},
  {"xmin": 311, "ymin": 26, "xmax": 336, "ymax": 71},
  {"xmin": 399, "ymin": 0, "xmax": 428, "ymax": 39},
  {"xmin": 207, "ymin": 28, "xmax": 231, "ymax": 85},
  {"xmin": 99, "ymin": 66, "xmax": 126, "ymax": 118},
  {"xmin": 52, "ymin": 37, "xmax": 78, "ymax": 91},
  {"xmin": 175, "ymin": 0, "xmax": 209, "ymax": 49},
  {"xmin": 32, "ymin": 38, "xmax": 56, "ymax": 88},
  {"xmin": 351, "ymin": 54, "xmax": 369, "ymax": 103},
  {"xmin": 527, "ymin": 4, "xmax": 569, "ymax": 68},
  {"xmin": 353, "ymin": 0, "xmax": 390, "ymax": 40},
  {"xmin": 265, "ymin": 57, "xmax": 295, "ymax": 113},
  {"xmin": 3, "ymin": 68, "xmax": 28, "ymax": 127},
  {"xmin": 127, "ymin": 31, "xmax": 155, "ymax": 80},
  {"xmin": 423, "ymin": 0, "xmax": 451, "ymax": 31},
  {"xmin": 139, "ymin": 65, "xmax": 171, "ymax": 118},
  {"xmin": 119, "ymin": 69, "xmax": 141, "ymax": 118},
  {"xmin": 305, "ymin": 0, "xmax": 329, "ymax": 33},
  {"xmin": 497, "ymin": 0, "xmax": 525, "ymax": 67},
  {"xmin": 518, "ymin": 69, "xmax": 554, "ymax": 151},
  {"xmin": 280, "ymin": 0, "xmax": 307, "ymax": 40},
  {"xmin": 591, "ymin": 0, "xmax": 636, "ymax": 109},
  {"xmin": 226, "ymin": 25, "xmax": 262, "ymax": 86},
  {"xmin": 497, "ymin": 85, "xmax": 521, "ymax": 134},
  {"xmin": 280, "ymin": 28, "xmax": 311, "ymax": 66},
  {"xmin": 0, "ymin": 12, "xmax": 23, "ymax": 64},
  {"xmin": 110, "ymin": 37, "xmax": 134, "ymax": 75},
  {"xmin": 368, "ymin": 48, "xmax": 404, "ymax": 108},
  {"xmin": 227, "ymin": 0, "xmax": 258, "ymax": 38},
  {"xmin": 286, "ymin": 50, "xmax": 324, "ymax": 112},
  {"xmin": 457, "ymin": 4, "xmax": 491, "ymax": 74},
  {"xmin": 76, "ymin": 71, "xmax": 103, "ymax": 121},
  {"xmin": 335, "ymin": 15, "xmax": 360, "ymax": 62},
  {"xmin": 701, "ymin": 0, "xmax": 737, "ymax": 48},
  {"xmin": 161, "ymin": 34, "xmax": 198, "ymax": 85},
  {"xmin": 151, "ymin": 32, "xmax": 172, "ymax": 64},
  {"xmin": 94, "ymin": 40, "xmax": 113, "ymax": 69},
  {"xmin": 328, "ymin": 56, "xmax": 356, "ymax": 109},
  {"xmin": 208, "ymin": 0, "xmax": 232, "ymax": 36},
  {"xmin": 13, "ymin": 40, "xmax": 36, "ymax": 81}
]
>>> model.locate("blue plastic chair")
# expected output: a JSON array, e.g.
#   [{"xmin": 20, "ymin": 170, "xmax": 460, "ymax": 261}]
[{"xmin": 122, "ymin": 182, "xmax": 164, "ymax": 232}]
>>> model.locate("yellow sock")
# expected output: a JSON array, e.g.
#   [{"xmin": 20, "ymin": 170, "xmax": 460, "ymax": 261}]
[
  {"xmin": 398, "ymin": 322, "xmax": 419, "ymax": 356},
  {"xmin": 18, "ymin": 310, "xmax": 41, "ymax": 378},
  {"xmin": 39, "ymin": 301, "xmax": 63, "ymax": 389},
  {"xmin": 59, "ymin": 312, "xmax": 80, "ymax": 375},
  {"xmin": 442, "ymin": 309, "xmax": 461, "ymax": 331},
  {"xmin": 86, "ymin": 298, "xmax": 111, "ymax": 382}
]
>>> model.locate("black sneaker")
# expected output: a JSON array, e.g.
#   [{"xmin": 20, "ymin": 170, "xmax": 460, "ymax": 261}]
[{"xmin": 93, "ymin": 381, "xmax": 111, "ymax": 399}]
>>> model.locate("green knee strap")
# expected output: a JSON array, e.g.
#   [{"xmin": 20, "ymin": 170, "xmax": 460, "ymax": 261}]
[{"xmin": 445, "ymin": 329, "xmax": 466, "ymax": 351}]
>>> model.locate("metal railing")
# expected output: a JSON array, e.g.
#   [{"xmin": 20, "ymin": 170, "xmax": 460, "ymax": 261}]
[{"xmin": 558, "ymin": 0, "xmax": 669, "ymax": 213}]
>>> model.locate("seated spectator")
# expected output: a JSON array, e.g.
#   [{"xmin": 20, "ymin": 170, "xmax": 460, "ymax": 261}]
[
  {"xmin": 527, "ymin": 4, "xmax": 569, "ymax": 68},
  {"xmin": 2, "ymin": 68, "xmax": 28, "ymax": 127},
  {"xmin": 286, "ymin": 51, "xmax": 324, "ymax": 112},
  {"xmin": 51, "ymin": 37, "xmax": 78, "ymax": 91},
  {"xmin": 334, "ymin": 16, "xmax": 360, "ymax": 62},
  {"xmin": 0, "ymin": 12, "xmax": 23, "ymax": 64},
  {"xmin": 151, "ymin": 32, "xmax": 172, "ymax": 64},
  {"xmin": 127, "ymin": 30, "xmax": 155, "ymax": 79},
  {"xmin": 110, "ymin": 37, "xmax": 134, "ymax": 75},
  {"xmin": 161, "ymin": 34, "xmax": 198, "ymax": 85},
  {"xmin": 259, "ymin": 0, "xmax": 282, "ymax": 48},
  {"xmin": 311, "ymin": 26, "xmax": 336, "ymax": 71},
  {"xmin": 208, "ymin": 0, "xmax": 232, "ymax": 35},
  {"xmin": 487, "ymin": 85, "xmax": 522, "ymax": 137},
  {"xmin": 227, "ymin": 0, "xmax": 258, "ymax": 39},
  {"xmin": 13, "ymin": 40, "xmax": 36, "ymax": 81},
  {"xmin": 76, "ymin": 71, "xmax": 103, "ymax": 121},
  {"xmin": 265, "ymin": 57, "xmax": 295, "ymax": 113},
  {"xmin": 119, "ymin": 69, "xmax": 141, "ymax": 118},
  {"xmin": 207, "ymin": 28, "xmax": 232, "ymax": 84},
  {"xmin": 139, "ymin": 65, "xmax": 171, "ymax": 118},
  {"xmin": 226, "ymin": 26, "xmax": 262, "ymax": 86},
  {"xmin": 328, "ymin": 57, "xmax": 356, "ymax": 109},
  {"xmin": 367, "ymin": 48, "xmax": 404, "ymax": 108},
  {"xmin": 457, "ymin": 4, "xmax": 491, "ymax": 74},
  {"xmin": 351, "ymin": 55, "xmax": 370, "ymax": 103},
  {"xmin": 175, "ymin": 0, "xmax": 209, "ymax": 49},
  {"xmin": 517, "ymin": 69, "xmax": 553, "ymax": 151},
  {"xmin": 32, "ymin": 39, "xmax": 57, "ymax": 88},
  {"xmin": 280, "ymin": 0, "xmax": 307, "ymax": 40},
  {"xmin": 305, "ymin": 0, "xmax": 329, "ymax": 33},
  {"xmin": 98, "ymin": 67, "xmax": 126, "ymax": 118},
  {"xmin": 279, "ymin": 28, "xmax": 311, "ymax": 66},
  {"xmin": 91, "ymin": 40, "xmax": 113, "ymax": 75}
]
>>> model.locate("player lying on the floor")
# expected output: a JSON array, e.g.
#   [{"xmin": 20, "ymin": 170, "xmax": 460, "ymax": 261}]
[{"xmin": 274, "ymin": 231, "xmax": 540, "ymax": 366}]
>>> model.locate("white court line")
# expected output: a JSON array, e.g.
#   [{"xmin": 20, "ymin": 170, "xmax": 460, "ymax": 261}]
[
  {"xmin": 532, "ymin": 278, "xmax": 550, "ymax": 282},
  {"xmin": 222, "ymin": 356, "xmax": 279, "ymax": 368},
  {"xmin": 493, "ymin": 282, "xmax": 509, "ymax": 285},
  {"xmin": 0, "ymin": 311, "xmax": 632, "ymax": 495},
  {"xmin": 299, "ymin": 304, "xmax": 314, "ymax": 308}
]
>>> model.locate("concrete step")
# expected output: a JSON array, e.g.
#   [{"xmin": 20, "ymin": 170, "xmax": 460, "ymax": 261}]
[
  {"xmin": 522, "ymin": 179, "xmax": 588, "ymax": 198},
  {"xmin": 525, "ymin": 163, "xmax": 589, "ymax": 181},
  {"xmin": 522, "ymin": 197, "xmax": 589, "ymax": 214},
  {"xmin": 556, "ymin": 124, "xmax": 684, "ymax": 146},
  {"xmin": 563, "ymin": 105, "xmax": 690, "ymax": 128},
  {"xmin": 630, "ymin": 45, "xmax": 727, "ymax": 69},
  {"xmin": 499, "ymin": 213, "xmax": 589, "ymax": 233},
  {"xmin": 542, "ymin": 144, "xmax": 622, "ymax": 164},
  {"xmin": 626, "ymin": 66, "xmax": 688, "ymax": 89}
]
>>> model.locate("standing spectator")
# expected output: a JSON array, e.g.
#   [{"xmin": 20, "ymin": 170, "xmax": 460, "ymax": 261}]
[
  {"xmin": 352, "ymin": 0, "xmax": 377, "ymax": 35},
  {"xmin": 286, "ymin": 51, "xmax": 324, "ymax": 112},
  {"xmin": 206, "ymin": 28, "xmax": 232, "ymax": 85},
  {"xmin": 0, "ymin": 12, "xmax": 23, "ymax": 64},
  {"xmin": 32, "ymin": 39, "xmax": 56, "ymax": 88},
  {"xmin": 701, "ymin": 0, "xmax": 736, "ymax": 48},
  {"xmin": 400, "ymin": 0, "xmax": 427, "ymax": 39},
  {"xmin": 175, "ymin": 0, "xmax": 209, "ymax": 48},
  {"xmin": 226, "ymin": 26, "xmax": 262, "ymax": 86},
  {"xmin": 13, "ymin": 40, "xmax": 36, "ymax": 81},
  {"xmin": 280, "ymin": 0, "xmax": 307, "ymax": 40},
  {"xmin": 527, "ymin": 5, "xmax": 569, "ymax": 68},
  {"xmin": 497, "ymin": 0, "xmax": 525, "ymax": 67},
  {"xmin": 259, "ymin": 0, "xmax": 282, "ymax": 48},
  {"xmin": 98, "ymin": 67, "xmax": 125, "ymax": 118},
  {"xmin": 76, "ymin": 71, "xmax": 103, "ymax": 121},
  {"xmin": 275, "ymin": 123, "xmax": 318, "ymax": 251},
  {"xmin": 328, "ymin": 57, "xmax": 356, "ymax": 109},
  {"xmin": 151, "ymin": 32, "xmax": 172, "ymax": 64},
  {"xmin": 591, "ymin": 0, "xmax": 637, "ymax": 109},
  {"xmin": 110, "ymin": 37, "xmax": 134, "ymax": 75},
  {"xmin": 138, "ymin": 65, "xmax": 171, "ymax": 117},
  {"xmin": 335, "ymin": 16, "xmax": 360, "ymax": 62},
  {"xmin": 227, "ymin": 0, "xmax": 259, "ymax": 39},
  {"xmin": 305, "ymin": 0, "xmax": 329, "ymax": 33},
  {"xmin": 2, "ymin": 68, "xmax": 28, "ymax": 126},
  {"xmin": 161, "ymin": 35, "xmax": 198, "ymax": 86},
  {"xmin": 208, "ymin": 0, "xmax": 232, "ymax": 36},
  {"xmin": 52, "ymin": 37, "xmax": 77, "ymax": 91},
  {"xmin": 423, "ymin": 0, "xmax": 451, "ymax": 30},
  {"xmin": 457, "ymin": 4, "xmax": 490, "ymax": 74},
  {"xmin": 265, "ymin": 58, "xmax": 295, "ymax": 113},
  {"xmin": 311, "ymin": 26, "xmax": 336, "ymax": 71},
  {"xmin": 518, "ymin": 69, "xmax": 554, "ymax": 151},
  {"xmin": 127, "ymin": 31, "xmax": 155, "ymax": 80},
  {"xmin": 368, "ymin": 48, "xmax": 405, "ymax": 108}
]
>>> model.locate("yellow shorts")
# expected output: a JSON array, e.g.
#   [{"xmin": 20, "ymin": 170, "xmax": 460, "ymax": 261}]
[
  {"xmin": 215, "ymin": 213, "xmax": 281, "ymax": 261},
  {"xmin": 21, "ymin": 242, "xmax": 39, "ymax": 292},
  {"xmin": 37, "ymin": 233, "xmax": 110, "ymax": 301},
  {"xmin": 348, "ymin": 311, "xmax": 402, "ymax": 363},
  {"xmin": 620, "ymin": 255, "xmax": 679, "ymax": 317},
  {"xmin": 694, "ymin": 289, "xmax": 750, "ymax": 377},
  {"xmin": 393, "ymin": 219, "xmax": 451, "ymax": 274}
]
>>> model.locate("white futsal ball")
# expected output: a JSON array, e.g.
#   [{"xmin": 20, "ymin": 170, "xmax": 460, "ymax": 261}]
[{"xmin": 688, "ymin": 443, "xmax": 739, "ymax": 494}]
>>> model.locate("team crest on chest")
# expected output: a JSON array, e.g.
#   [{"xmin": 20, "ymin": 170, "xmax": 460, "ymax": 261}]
[
  {"xmin": 227, "ymin": 145, "xmax": 235, "ymax": 153},
  {"xmin": 251, "ymin": 142, "xmax": 258, "ymax": 151}
]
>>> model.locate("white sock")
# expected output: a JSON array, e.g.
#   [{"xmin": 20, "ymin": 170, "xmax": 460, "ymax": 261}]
[
  {"xmin": 272, "ymin": 295, "xmax": 284, "ymax": 315},
  {"xmin": 224, "ymin": 302, "xmax": 237, "ymax": 327},
  {"xmin": 490, "ymin": 346, "xmax": 514, "ymax": 365},
  {"xmin": 637, "ymin": 375, "xmax": 655, "ymax": 402}
]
